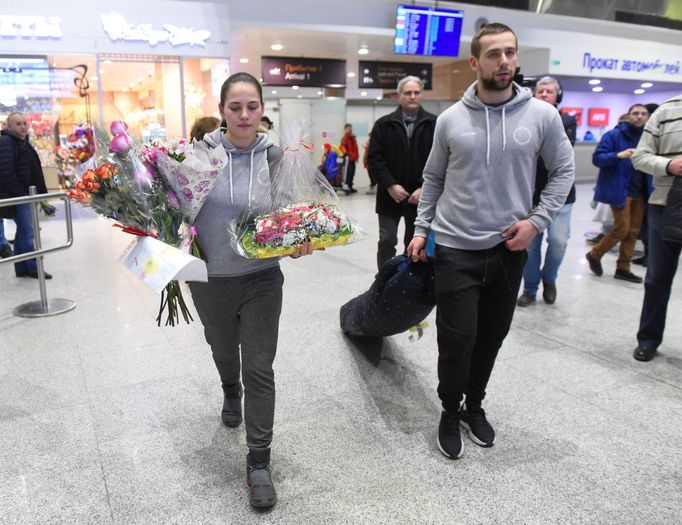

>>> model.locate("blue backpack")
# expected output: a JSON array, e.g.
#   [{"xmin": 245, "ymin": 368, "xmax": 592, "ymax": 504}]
[{"xmin": 324, "ymin": 151, "xmax": 339, "ymax": 182}]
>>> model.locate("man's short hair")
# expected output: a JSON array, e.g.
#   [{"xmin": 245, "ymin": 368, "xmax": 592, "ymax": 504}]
[
  {"xmin": 397, "ymin": 76, "xmax": 423, "ymax": 94},
  {"xmin": 470, "ymin": 22, "xmax": 517, "ymax": 58},
  {"xmin": 6, "ymin": 112, "xmax": 24, "ymax": 124},
  {"xmin": 536, "ymin": 76, "xmax": 560, "ymax": 91},
  {"xmin": 628, "ymin": 103, "xmax": 649, "ymax": 114}
]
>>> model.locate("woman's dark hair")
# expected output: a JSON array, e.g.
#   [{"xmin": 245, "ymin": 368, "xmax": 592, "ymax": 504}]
[{"xmin": 219, "ymin": 72, "xmax": 264, "ymax": 107}]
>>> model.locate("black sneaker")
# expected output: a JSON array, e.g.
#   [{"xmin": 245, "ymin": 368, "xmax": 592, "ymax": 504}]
[
  {"xmin": 460, "ymin": 404, "xmax": 495, "ymax": 447},
  {"xmin": 221, "ymin": 386, "xmax": 243, "ymax": 427},
  {"xmin": 437, "ymin": 410, "xmax": 463, "ymax": 459},
  {"xmin": 0, "ymin": 244, "xmax": 12, "ymax": 258},
  {"xmin": 516, "ymin": 292, "xmax": 536, "ymax": 307},
  {"xmin": 246, "ymin": 449, "xmax": 277, "ymax": 509},
  {"xmin": 586, "ymin": 253, "xmax": 603, "ymax": 276},
  {"xmin": 632, "ymin": 256, "xmax": 647, "ymax": 267},
  {"xmin": 614, "ymin": 269, "xmax": 643, "ymax": 283}
]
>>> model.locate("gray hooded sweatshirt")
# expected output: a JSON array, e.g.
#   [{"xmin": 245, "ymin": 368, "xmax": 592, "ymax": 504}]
[
  {"xmin": 414, "ymin": 82, "xmax": 575, "ymax": 250},
  {"xmin": 197, "ymin": 128, "xmax": 283, "ymax": 277}
]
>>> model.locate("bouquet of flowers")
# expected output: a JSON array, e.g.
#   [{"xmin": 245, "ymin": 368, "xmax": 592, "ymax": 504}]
[
  {"xmin": 142, "ymin": 137, "xmax": 227, "ymax": 259},
  {"xmin": 66, "ymin": 123, "xmax": 95, "ymax": 164},
  {"xmin": 67, "ymin": 120, "xmax": 201, "ymax": 326},
  {"xmin": 230, "ymin": 119, "xmax": 364, "ymax": 259}
]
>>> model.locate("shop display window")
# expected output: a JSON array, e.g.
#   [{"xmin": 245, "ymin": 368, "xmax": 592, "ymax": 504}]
[{"xmin": 182, "ymin": 58, "xmax": 229, "ymax": 133}]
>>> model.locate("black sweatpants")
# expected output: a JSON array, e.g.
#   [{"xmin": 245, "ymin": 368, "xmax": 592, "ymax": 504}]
[
  {"xmin": 189, "ymin": 267, "xmax": 284, "ymax": 451},
  {"xmin": 434, "ymin": 243, "xmax": 526, "ymax": 412}
]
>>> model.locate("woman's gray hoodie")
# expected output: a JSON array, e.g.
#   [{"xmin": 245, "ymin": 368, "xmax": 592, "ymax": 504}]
[
  {"xmin": 414, "ymin": 82, "xmax": 575, "ymax": 250},
  {"xmin": 196, "ymin": 128, "xmax": 282, "ymax": 277}
]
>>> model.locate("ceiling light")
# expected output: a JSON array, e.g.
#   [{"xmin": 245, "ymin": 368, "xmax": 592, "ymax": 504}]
[
  {"xmin": 103, "ymin": 60, "xmax": 112, "ymax": 65},
  {"xmin": 292, "ymin": 85, "xmax": 299, "ymax": 90},
  {"xmin": 361, "ymin": 91, "xmax": 367, "ymax": 96},
  {"xmin": 317, "ymin": 90, "xmax": 323, "ymax": 95},
  {"xmin": 138, "ymin": 77, "xmax": 144, "ymax": 82},
  {"xmin": 271, "ymin": 43, "xmax": 283, "ymax": 51},
  {"xmin": 588, "ymin": 79, "xmax": 601, "ymax": 85},
  {"xmin": 347, "ymin": 72, "xmax": 356, "ymax": 78},
  {"xmin": 129, "ymin": 82, "xmax": 135, "ymax": 88},
  {"xmin": 297, "ymin": 95, "xmax": 302, "ymax": 98},
  {"xmin": 641, "ymin": 82, "xmax": 653, "ymax": 88},
  {"xmin": 358, "ymin": 46, "xmax": 369, "ymax": 55},
  {"xmin": 271, "ymin": 90, "xmax": 278, "ymax": 95},
  {"xmin": 99, "ymin": 69, "xmax": 104, "ymax": 75},
  {"xmin": 376, "ymin": 96, "xmax": 383, "ymax": 100},
  {"xmin": 634, "ymin": 88, "xmax": 645, "ymax": 94},
  {"xmin": 239, "ymin": 58, "xmax": 249, "ymax": 64},
  {"xmin": 91, "ymin": 76, "xmax": 98, "ymax": 81},
  {"xmin": 592, "ymin": 86, "xmax": 603, "ymax": 92}
]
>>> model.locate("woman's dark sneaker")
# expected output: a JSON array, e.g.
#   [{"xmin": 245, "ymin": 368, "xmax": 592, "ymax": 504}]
[
  {"xmin": 437, "ymin": 410, "xmax": 464, "ymax": 459},
  {"xmin": 221, "ymin": 385, "xmax": 242, "ymax": 427},
  {"xmin": 246, "ymin": 449, "xmax": 277, "ymax": 509},
  {"xmin": 460, "ymin": 404, "xmax": 495, "ymax": 447}
]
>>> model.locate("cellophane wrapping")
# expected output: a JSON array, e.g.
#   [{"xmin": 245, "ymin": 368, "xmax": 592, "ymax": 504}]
[{"xmin": 231, "ymin": 120, "xmax": 365, "ymax": 258}]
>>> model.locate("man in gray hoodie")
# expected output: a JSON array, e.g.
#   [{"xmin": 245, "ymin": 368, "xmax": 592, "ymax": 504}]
[{"xmin": 407, "ymin": 23, "xmax": 574, "ymax": 460}]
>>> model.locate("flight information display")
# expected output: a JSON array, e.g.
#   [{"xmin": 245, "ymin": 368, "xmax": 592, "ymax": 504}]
[{"xmin": 394, "ymin": 5, "xmax": 464, "ymax": 57}]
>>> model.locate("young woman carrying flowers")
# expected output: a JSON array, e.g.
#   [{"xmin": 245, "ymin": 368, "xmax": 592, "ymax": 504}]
[{"xmin": 188, "ymin": 72, "xmax": 313, "ymax": 509}]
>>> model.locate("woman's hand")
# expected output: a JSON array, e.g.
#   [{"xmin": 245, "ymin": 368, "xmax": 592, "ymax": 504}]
[{"xmin": 290, "ymin": 239, "xmax": 315, "ymax": 258}]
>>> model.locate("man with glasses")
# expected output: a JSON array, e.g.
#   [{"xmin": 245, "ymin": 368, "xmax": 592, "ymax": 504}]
[{"xmin": 367, "ymin": 75, "xmax": 437, "ymax": 270}]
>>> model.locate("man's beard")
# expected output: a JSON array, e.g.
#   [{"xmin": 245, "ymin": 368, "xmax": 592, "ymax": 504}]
[{"xmin": 480, "ymin": 72, "xmax": 513, "ymax": 91}]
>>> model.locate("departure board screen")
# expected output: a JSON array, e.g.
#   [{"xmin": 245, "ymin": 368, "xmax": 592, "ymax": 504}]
[{"xmin": 394, "ymin": 5, "xmax": 464, "ymax": 57}]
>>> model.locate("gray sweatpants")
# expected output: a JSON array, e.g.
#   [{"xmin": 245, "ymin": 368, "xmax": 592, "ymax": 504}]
[{"xmin": 189, "ymin": 267, "xmax": 284, "ymax": 450}]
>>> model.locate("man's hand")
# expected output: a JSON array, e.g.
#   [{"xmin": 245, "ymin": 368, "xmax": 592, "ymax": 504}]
[
  {"xmin": 667, "ymin": 155, "xmax": 682, "ymax": 176},
  {"xmin": 407, "ymin": 235, "xmax": 427, "ymax": 262},
  {"xmin": 388, "ymin": 184, "xmax": 410, "ymax": 203},
  {"xmin": 501, "ymin": 220, "xmax": 538, "ymax": 251},
  {"xmin": 617, "ymin": 148, "xmax": 636, "ymax": 159},
  {"xmin": 407, "ymin": 187, "xmax": 421, "ymax": 205}
]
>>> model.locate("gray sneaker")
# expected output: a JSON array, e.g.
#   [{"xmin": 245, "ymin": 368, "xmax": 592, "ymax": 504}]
[
  {"xmin": 247, "ymin": 449, "xmax": 277, "ymax": 509},
  {"xmin": 516, "ymin": 292, "xmax": 536, "ymax": 307}
]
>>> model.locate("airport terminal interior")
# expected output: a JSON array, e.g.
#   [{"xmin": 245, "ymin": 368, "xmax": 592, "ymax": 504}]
[{"xmin": 1, "ymin": 0, "xmax": 681, "ymax": 523}]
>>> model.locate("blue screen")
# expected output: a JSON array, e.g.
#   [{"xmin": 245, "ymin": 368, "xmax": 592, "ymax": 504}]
[{"xmin": 394, "ymin": 5, "xmax": 464, "ymax": 57}]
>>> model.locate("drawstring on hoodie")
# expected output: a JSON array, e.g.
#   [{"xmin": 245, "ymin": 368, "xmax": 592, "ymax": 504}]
[
  {"xmin": 226, "ymin": 149, "xmax": 256, "ymax": 208},
  {"xmin": 483, "ymin": 105, "xmax": 509, "ymax": 165}
]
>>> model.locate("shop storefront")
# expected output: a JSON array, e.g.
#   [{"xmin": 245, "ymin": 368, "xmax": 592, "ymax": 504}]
[{"xmin": 0, "ymin": 1, "xmax": 230, "ymax": 188}]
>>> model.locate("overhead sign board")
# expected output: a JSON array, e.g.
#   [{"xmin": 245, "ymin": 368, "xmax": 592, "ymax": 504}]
[
  {"xmin": 261, "ymin": 57, "xmax": 346, "ymax": 88},
  {"xmin": 358, "ymin": 60, "xmax": 432, "ymax": 90}
]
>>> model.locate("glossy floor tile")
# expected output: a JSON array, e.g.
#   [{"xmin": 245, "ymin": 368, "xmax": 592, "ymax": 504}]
[{"xmin": 0, "ymin": 184, "xmax": 680, "ymax": 524}]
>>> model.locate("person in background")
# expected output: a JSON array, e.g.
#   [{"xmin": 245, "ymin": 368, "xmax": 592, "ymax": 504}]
[
  {"xmin": 320, "ymin": 142, "xmax": 340, "ymax": 187},
  {"xmin": 632, "ymin": 102, "xmax": 660, "ymax": 267},
  {"xmin": 260, "ymin": 115, "xmax": 274, "ymax": 131},
  {"xmin": 188, "ymin": 72, "xmax": 315, "ymax": 509},
  {"xmin": 340, "ymin": 123, "xmax": 359, "ymax": 194},
  {"xmin": 0, "ymin": 112, "xmax": 51, "ymax": 279},
  {"xmin": 368, "ymin": 75, "xmax": 437, "ymax": 270},
  {"xmin": 363, "ymin": 138, "xmax": 376, "ymax": 194},
  {"xmin": 517, "ymin": 76, "xmax": 577, "ymax": 307},
  {"xmin": 586, "ymin": 104, "xmax": 651, "ymax": 283},
  {"xmin": 189, "ymin": 116, "xmax": 221, "ymax": 142},
  {"xmin": 407, "ymin": 23, "xmax": 574, "ymax": 460},
  {"xmin": 631, "ymin": 94, "xmax": 682, "ymax": 362}
]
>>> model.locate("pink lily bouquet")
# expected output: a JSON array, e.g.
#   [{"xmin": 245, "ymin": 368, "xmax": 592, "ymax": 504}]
[{"xmin": 143, "ymin": 137, "xmax": 228, "ymax": 259}]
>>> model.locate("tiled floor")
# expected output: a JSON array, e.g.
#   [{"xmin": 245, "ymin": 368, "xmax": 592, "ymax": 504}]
[{"xmin": 1, "ymin": 184, "xmax": 680, "ymax": 524}]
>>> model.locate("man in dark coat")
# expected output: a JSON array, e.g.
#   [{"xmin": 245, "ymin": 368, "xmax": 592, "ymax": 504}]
[
  {"xmin": 367, "ymin": 75, "xmax": 437, "ymax": 270},
  {"xmin": 0, "ymin": 112, "xmax": 51, "ymax": 279}
]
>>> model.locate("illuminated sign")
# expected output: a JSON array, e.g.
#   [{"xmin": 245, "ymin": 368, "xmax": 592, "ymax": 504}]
[
  {"xmin": 0, "ymin": 15, "xmax": 62, "ymax": 38},
  {"xmin": 100, "ymin": 12, "xmax": 211, "ymax": 47},
  {"xmin": 588, "ymin": 108, "xmax": 610, "ymax": 127}
]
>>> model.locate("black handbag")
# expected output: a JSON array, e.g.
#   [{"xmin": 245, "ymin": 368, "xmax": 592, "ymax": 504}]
[{"xmin": 662, "ymin": 175, "xmax": 682, "ymax": 243}]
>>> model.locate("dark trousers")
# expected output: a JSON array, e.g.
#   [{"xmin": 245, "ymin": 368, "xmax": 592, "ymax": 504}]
[
  {"xmin": 434, "ymin": 243, "xmax": 526, "ymax": 412},
  {"xmin": 189, "ymin": 267, "xmax": 284, "ymax": 450},
  {"xmin": 344, "ymin": 159, "xmax": 356, "ymax": 189},
  {"xmin": 637, "ymin": 205, "xmax": 681, "ymax": 349},
  {"xmin": 377, "ymin": 206, "xmax": 417, "ymax": 270}
]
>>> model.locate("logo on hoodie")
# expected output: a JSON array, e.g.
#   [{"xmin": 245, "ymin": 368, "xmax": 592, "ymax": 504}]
[{"xmin": 513, "ymin": 126, "xmax": 532, "ymax": 145}]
